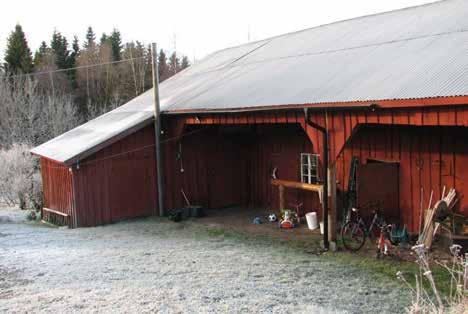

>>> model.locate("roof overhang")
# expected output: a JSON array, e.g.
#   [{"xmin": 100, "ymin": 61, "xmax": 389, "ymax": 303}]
[
  {"xmin": 162, "ymin": 95, "xmax": 468, "ymax": 115},
  {"xmin": 31, "ymin": 117, "xmax": 154, "ymax": 166}
]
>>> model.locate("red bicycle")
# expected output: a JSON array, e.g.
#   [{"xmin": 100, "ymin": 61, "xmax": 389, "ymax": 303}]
[{"xmin": 341, "ymin": 206, "xmax": 387, "ymax": 251}]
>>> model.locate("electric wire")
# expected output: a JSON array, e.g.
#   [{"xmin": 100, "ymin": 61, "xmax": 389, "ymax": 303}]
[
  {"xmin": 1, "ymin": 56, "xmax": 146, "ymax": 79},
  {"xmin": 40, "ymin": 127, "xmax": 208, "ymax": 169}
]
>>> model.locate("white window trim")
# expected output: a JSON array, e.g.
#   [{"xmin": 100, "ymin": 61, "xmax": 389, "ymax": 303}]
[{"xmin": 300, "ymin": 153, "xmax": 319, "ymax": 184}]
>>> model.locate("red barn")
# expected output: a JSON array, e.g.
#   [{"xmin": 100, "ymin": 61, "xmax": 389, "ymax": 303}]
[{"xmin": 32, "ymin": 0, "xmax": 468, "ymax": 233}]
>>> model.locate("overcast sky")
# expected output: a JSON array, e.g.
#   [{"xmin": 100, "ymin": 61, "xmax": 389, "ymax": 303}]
[{"xmin": 1, "ymin": 0, "xmax": 435, "ymax": 62}]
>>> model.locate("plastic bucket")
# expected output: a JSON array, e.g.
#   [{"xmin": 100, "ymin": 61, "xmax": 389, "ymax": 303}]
[
  {"xmin": 190, "ymin": 206, "xmax": 204, "ymax": 218},
  {"xmin": 319, "ymin": 222, "xmax": 324, "ymax": 234},
  {"xmin": 305, "ymin": 212, "xmax": 318, "ymax": 230}
]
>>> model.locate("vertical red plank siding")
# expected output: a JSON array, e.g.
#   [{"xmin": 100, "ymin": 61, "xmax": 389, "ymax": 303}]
[
  {"xmin": 337, "ymin": 125, "xmax": 468, "ymax": 232},
  {"xmin": 40, "ymin": 158, "xmax": 75, "ymax": 226},
  {"xmin": 40, "ymin": 105, "xmax": 467, "ymax": 228},
  {"xmin": 72, "ymin": 125, "xmax": 157, "ymax": 227}
]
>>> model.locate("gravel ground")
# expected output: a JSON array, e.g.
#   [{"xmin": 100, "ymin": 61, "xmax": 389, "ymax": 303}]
[{"xmin": 0, "ymin": 207, "xmax": 410, "ymax": 313}]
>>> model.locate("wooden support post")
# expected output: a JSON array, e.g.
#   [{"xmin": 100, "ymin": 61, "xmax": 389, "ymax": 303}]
[
  {"xmin": 279, "ymin": 184, "xmax": 285, "ymax": 210},
  {"xmin": 322, "ymin": 129, "xmax": 329, "ymax": 249},
  {"xmin": 329, "ymin": 165, "xmax": 337, "ymax": 243},
  {"xmin": 305, "ymin": 108, "xmax": 329, "ymax": 250},
  {"xmin": 151, "ymin": 43, "xmax": 165, "ymax": 217}
]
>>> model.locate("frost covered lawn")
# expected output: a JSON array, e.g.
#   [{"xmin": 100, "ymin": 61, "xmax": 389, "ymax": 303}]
[{"xmin": 0, "ymin": 207, "xmax": 410, "ymax": 313}]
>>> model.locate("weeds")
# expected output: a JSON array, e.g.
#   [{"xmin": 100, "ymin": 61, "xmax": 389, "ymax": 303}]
[{"xmin": 397, "ymin": 244, "xmax": 467, "ymax": 313}]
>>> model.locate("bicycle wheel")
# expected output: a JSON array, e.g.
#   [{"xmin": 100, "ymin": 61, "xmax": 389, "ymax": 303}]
[{"xmin": 341, "ymin": 221, "xmax": 366, "ymax": 251}]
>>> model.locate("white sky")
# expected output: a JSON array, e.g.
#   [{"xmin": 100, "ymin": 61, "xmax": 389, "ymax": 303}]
[{"xmin": 1, "ymin": 0, "xmax": 435, "ymax": 62}]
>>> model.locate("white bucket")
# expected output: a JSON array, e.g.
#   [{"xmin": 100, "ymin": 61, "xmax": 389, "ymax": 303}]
[
  {"xmin": 305, "ymin": 212, "xmax": 318, "ymax": 230},
  {"xmin": 319, "ymin": 222, "xmax": 324, "ymax": 234}
]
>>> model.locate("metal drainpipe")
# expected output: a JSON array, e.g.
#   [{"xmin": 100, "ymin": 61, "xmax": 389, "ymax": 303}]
[{"xmin": 305, "ymin": 108, "xmax": 329, "ymax": 250}]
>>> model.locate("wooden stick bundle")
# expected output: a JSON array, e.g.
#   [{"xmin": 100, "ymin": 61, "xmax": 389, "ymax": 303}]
[{"xmin": 418, "ymin": 186, "xmax": 457, "ymax": 249}]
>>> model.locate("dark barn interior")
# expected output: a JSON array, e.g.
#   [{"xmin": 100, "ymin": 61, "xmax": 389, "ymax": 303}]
[{"xmin": 164, "ymin": 124, "xmax": 321, "ymax": 216}]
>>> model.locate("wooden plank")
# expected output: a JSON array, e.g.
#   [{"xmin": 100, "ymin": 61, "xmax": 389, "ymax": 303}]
[
  {"xmin": 43, "ymin": 207, "xmax": 69, "ymax": 217},
  {"xmin": 376, "ymin": 110, "xmax": 392, "ymax": 124},
  {"xmin": 271, "ymin": 179, "xmax": 323, "ymax": 193},
  {"xmin": 393, "ymin": 110, "xmax": 409, "ymax": 125}
]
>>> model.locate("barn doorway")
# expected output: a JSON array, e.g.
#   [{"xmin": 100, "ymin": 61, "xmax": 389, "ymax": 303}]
[
  {"xmin": 177, "ymin": 123, "xmax": 320, "ymax": 214},
  {"xmin": 206, "ymin": 125, "xmax": 251, "ymax": 208}
]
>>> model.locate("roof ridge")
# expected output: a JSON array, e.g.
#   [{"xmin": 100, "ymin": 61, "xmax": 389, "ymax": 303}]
[
  {"xmin": 174, "ymin": 27, "xmax": 468, "ymax": 80},
  {"xmin": 209, "ymin": 0, "xmax": 447, "ymax": 56}
]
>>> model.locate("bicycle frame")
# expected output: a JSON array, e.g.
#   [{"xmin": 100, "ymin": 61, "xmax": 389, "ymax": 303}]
[
  {"xmin": 350, "ymin": 208, "xmax": 384, "ymax": 238},
  {"xmin": 341, "ymin": 206, "xmax": 388, "ymax": 252}
]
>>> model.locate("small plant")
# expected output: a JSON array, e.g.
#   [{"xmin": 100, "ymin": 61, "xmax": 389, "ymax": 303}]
[
  {"xmin": 397, "ymin": 244, "xmax": 467, "ymax": 313},
  {"xmin": 26, "ymin": 210, "xmax": 39, "ymax": 221}
]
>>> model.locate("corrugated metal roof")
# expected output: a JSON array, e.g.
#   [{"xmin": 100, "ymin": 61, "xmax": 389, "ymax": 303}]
[
  {"xmin": 31, "ymin": 92, "xmax": 155, "ymax": 164},
  {"xmin": 32, "ymin": 0, "xmax": 468, "ymax": 164}
]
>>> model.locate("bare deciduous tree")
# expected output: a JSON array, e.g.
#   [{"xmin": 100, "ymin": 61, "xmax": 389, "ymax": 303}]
[
  {"xmin": 0, "ymin": 143, "xmax": 42, "ymax": 209},
  {"xmin": 0, "ymin": 76, "xmax": 81, "ymax": 147}
]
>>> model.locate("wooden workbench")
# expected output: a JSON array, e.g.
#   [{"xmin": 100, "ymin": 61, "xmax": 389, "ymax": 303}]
[{"xmin": 271, "ymin": 179, "xmax": 323, "ymax": 210}]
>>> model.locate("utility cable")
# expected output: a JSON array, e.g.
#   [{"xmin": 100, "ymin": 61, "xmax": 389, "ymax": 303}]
[
  {"xmin": 40, "ymin": 127, "xmax": 208, "ymax": 169},
  {"xmin": 1, "ymin": 56, "xmax": 146, "ymax": 79}
]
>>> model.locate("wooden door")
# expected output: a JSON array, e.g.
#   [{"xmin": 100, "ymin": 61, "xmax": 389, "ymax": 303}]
[{"xmin": 357, "ymin": 161, "xmax": 400, "ymax": 222}]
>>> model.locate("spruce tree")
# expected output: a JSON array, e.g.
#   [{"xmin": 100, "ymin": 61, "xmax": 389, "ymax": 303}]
[
  {"xmin": 70, "ymin": 36, "xmax": 80, "ymax": 63},
  {"xmin": 158, "ymin": 49, "xmax": 168, "ymax": 81},
  {"xmin": 51, "ymin": 30, "xmax": 70, "ymax": 70},
  {"xmin": 84, "ymin": 26, "xmax": 96, "ymax": 49},
  {"xmin": 109, "ymin": 29, "xmax": 122, "ymax": 61},
  {"xmin": 181, "ymin": 56, "xmax": 190, "ymax": 70},
  {"xmin": 4, "ymin": 24, "xmax": 33, "ymax": 74},
  {"xmin": 168, "ymin": 52, "xmax": 180, "ymax": 75},
  {"xmin": 100, "ymin": 33, "xmax": 109, "ymax": 45},
  {"xmin": 33, "ymin": 41, "xmax": 48, "ymax": 67},
  {"xmin": 68, "ymin": 36, "xmax": 80, "ymax": 87}
]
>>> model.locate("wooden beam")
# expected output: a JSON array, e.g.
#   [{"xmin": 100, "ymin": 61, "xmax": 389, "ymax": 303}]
[
  {"xmin": 271, "ymin": 179, "xmax": 323, "ymax": 193},
  {"xmin": 43, "ymin": 207, "xmax": 69, "ymax": 217}
]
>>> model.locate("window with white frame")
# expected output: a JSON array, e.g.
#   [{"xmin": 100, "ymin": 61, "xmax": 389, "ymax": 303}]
[{"xmin": 300, "ymin": 153, "xmax": 319, "ymax": 184}]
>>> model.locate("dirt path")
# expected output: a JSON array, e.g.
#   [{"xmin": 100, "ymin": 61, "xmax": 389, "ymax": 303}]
[{"xmin": 0, "ymin": 208, "xmax": 409, "ymax": 313}]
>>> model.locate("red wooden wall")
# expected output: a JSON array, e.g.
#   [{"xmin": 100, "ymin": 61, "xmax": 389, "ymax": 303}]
[
  {"xmin": 72, "ymin": 125, "xmax": 157, "ymax": 227},
  {"xmin": 40, "ymin": 158, "xmax": 75, "ymax": 226},
  {"xmin": 39, "ymin": 104, "xmax": 467, "ymax": 229},
  {"xmin": 337, "ymin": 125, "xmax": 468, "ymax": 232}
]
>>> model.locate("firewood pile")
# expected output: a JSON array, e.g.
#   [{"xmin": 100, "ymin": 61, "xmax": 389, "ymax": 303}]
[{"xmin": 418, "ymin": 187, "xmax": 458, "ymax": 249}]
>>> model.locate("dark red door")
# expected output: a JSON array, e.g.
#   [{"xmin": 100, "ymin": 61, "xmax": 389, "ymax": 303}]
[
  {"xmin": 208, "ymin": 136, "xmax": 249, "ymax": 208},
  {"xmin": 357, "ymin": 161, "xmax": 400, "ymax": 222}
]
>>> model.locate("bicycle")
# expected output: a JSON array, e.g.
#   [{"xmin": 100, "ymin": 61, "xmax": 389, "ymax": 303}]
[{"xmin": 341, "ymin": 206, "xmax": 388, "ymax": 251}]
